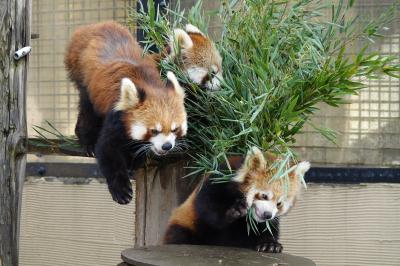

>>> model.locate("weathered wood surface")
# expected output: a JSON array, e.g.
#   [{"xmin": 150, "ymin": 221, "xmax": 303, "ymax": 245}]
[
  {"xmin": 135, "ymin": 160, "xmax": 200, "ymax": 246},
  {"xmin": 0, "ymin": 0, "xmax": 30, "ymax": 265},
  {"xmin": 121, "ymin": 245, "xmax": 316, "ymax": 266}
]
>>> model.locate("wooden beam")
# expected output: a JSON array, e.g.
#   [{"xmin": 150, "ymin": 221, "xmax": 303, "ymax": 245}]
[{"xmin": 0, "ymin": 0, "xmax": 30, "ymax": 265}]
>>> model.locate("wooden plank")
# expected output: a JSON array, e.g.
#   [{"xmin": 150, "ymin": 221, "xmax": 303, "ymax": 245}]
[
  {"xmin": 0, "ymin": 0, "xmax": 30, "ymax": 265},
  {"xmin": 134, "ymin": 160, "xmax": 200, "ymax": 246}
]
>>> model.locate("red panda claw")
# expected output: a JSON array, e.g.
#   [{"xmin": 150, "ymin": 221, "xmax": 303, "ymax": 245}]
[{"xmin": 108, "ymin": 178, "xmax": 133, "ymax": 204}]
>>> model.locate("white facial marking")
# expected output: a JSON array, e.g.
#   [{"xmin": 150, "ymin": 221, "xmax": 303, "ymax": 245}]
[
  {"xmin": 155, "ymin": 123, "xmax": 162, "ymax": 132},
  {"xmin": 171, "ymin": 122, "xmax": 177, "ymax": 131},
  {"xmin": 253, "ymin": 200, "xmax": 278, "ymax": 222},
  {"xmin": 150, "ymin": 133, "xmax": 176, "ymax": 155},
  {"xmin": 205, "ymin": 72, "xmax": 223, "ymax": 91},
  {"xmin": 131, "ymin": 122, "xmax": 147, "ymax": 140},
  {"xmin": 247, "ymin": 188, "xmax": 278, "ymax": 222},
  {"xmin": 211, "ymin": 65, "xmax": 218, "ymax": 73},
  {"xmin": 246, "ymin": 186, "xmax": 258, "ymax": 207},
  {"xmin": 181, "ymin": 120, "xmax": 188, "ymax": 136},
  {"xmin": 186, "ymin": 67, "xmax": 208, "ymax": 85}
]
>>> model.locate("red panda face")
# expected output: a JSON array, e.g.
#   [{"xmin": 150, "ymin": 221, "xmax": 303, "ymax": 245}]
[
  {"xmin": 116, "ymin": 72, "xmax": 187, "ymax": 155},
  {"xmin": 233, "ymin": 147, "xmax": 310, "ymax": 223},
  {"xmin": 169, "ymin": 24, "xmax": 223, "ymax": 91}
]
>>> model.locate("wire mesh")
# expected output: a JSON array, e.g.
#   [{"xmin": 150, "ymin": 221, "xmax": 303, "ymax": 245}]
[
  {"xmin": 27, "ymin": 0, "xmax": 400, "ymax": 166},
  {"xmin": 295, "ymin": 0, "xmax": 400, "ymax": 166},
  {"xmin": 27, "ymin": 0, "xmax": 134, "ymax": 137}
]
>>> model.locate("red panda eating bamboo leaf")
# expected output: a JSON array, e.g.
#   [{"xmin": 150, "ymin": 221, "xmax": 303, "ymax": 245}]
[{"xmin": 164, "ymin": 147, "xmax": 310, "ymax": 252}]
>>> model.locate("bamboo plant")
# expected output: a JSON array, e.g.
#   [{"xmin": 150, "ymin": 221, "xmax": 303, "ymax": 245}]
[{"xmin": 130, "ymin": 0, "xmax": 399, "ymax": 181}]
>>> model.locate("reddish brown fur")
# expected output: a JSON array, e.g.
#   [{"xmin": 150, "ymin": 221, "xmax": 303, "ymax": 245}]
[
  {"xmin": 149, "ymin": 30, "xmax": 222, "ymax": 75},
  {"xmin": 64, "ymin": 21, "xmax": 169, "ymax": 114},
  {"xmin": 122, "ymin": 92, "xmax": 186, "ymax": 138},
  {"xmin": 65, "ymin": 21, "xmax": 186, "ymax": 134},
  {"xmin": 184, "ymin": 32, "xmax": 222, "ymax": 72},
  {"xmin": 236, "ymin": 151, "xmax": 301, "ymax": 215},
  {"xmin": 166, "ymin": 188, "xmax": 198, "ymax": 232}
]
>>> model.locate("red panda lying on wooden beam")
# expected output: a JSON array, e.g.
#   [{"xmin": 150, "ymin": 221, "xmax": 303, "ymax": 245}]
[
  {"xmin": 164, "ymin": 147, "xmax": 310, "ymax": 252},
  {"xmin": 65, "ymin": 21, "xmax": 187, "ymax": 204}
]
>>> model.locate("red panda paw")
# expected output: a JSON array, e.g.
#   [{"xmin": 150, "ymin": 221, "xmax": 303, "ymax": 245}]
[
  {"xmin": 108, "ymin": 176, "xmax": 133, "ymax": 204},
  {"xmin": 225, "ymin": 198, "xmax": 247, "ymax": 222},
  {"xmin": 255, "ymin": 241, "xmax": 283, "ymax": 253},
  {"xmin": 84, "ymin": 144, "xmax": 95, "ymax": 157}
]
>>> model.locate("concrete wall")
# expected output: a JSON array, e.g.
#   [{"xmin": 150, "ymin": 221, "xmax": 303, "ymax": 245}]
[
  {"xmin": 19, "ymin": 177, "xmax": 135, "ymax": 266},
  {"xmin": 20, "ymin": 179, "xmax": 400, "ymax": 266},
  {"xmin": 281, "ymin": 183, "xmax": 400, "ymax": 266}
]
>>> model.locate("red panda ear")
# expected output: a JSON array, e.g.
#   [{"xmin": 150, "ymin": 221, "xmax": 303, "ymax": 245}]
[
  {"xmin": 244, "ymin": 146, "xmax": 266, "ymax": 172},
  {"xmin": 185, "ymin": 24, "xmax": 205, "ymax": 36},
  {"xmin": 294, "ymin": 161, "xmax": 310, "ymax": 181},
  {"xmin": 233, "ymin": 147, "xmax": 266, "ymax": 183},
  {"xmin": 167, "ymin": 71, "xmax": 185, "ymax": 99},
  {"xmin": 170, "ymin": 28, "xmax": 193, "ymax": 54},
  {"xmin": 114, "ymin": 78, "xmax": 139, "ymax": 111}
]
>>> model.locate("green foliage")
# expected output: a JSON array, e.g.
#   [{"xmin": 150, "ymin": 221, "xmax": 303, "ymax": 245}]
[
  {"xmin": 30, "ymin": 121, "xmax": 80, "ymax": 151},
  {"xmin": 129, "ymin": 0, "xmax": 399, "ymax": 180}
]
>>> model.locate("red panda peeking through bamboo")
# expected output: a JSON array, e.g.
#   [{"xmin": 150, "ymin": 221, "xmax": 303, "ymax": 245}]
[
  {"xmin": 65, "ymin": 21, "xmax": 187, "ymax": 204},
  {"xmin": 151, "ymin": 24, "xmax": 223, "ymax": 91},
  {"xmin": 164, "ymin": 147, "xmax": 310, "ymax": 252}
]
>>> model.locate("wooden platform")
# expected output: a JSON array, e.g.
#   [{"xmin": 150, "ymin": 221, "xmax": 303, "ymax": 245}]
[{"xmin": 121, "ymin": 245, "xmax": 316, "ymax": 266}]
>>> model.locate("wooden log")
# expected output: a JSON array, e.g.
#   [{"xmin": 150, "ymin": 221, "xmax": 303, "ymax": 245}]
[{"xmin": 0, "ymin": 0, "xmax": 30, "ymax": 265}]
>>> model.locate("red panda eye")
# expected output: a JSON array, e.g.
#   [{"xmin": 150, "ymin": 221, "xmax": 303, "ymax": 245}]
[
  {"xmin": 151, "ymin": 129, "xmax": 160, "ymax": 135},
  {"xmin": 262, "ymin": 194, "xmax": 269, "ymax": 200},
  {"xmin": 277, "ymin": 201, "xmax": 282, "ymax": 208},
  {"xmin": 171, "ymin": 128, "xmax": 179, "ymax": 133}
]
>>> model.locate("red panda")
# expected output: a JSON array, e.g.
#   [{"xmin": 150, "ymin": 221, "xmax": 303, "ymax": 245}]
[
  {"xmin": 151, "ymin": 24, "xmax": 223, "ymax": 90},
  {"xmin": 164, "ymin": 147, "xmax": 310, "ymax": 252},
  {"xmin": 65, "ymin": 21, "xmax": 187, "ymax": 204}
]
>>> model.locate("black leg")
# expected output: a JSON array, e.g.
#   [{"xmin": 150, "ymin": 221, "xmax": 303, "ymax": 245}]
[
  {"xmin": 75, "ymin": 89, "xmax": 103, "ymax": 156},
  {"xmin": 95, "ymin": 111, "xmax": 133, "ymax": 204}
]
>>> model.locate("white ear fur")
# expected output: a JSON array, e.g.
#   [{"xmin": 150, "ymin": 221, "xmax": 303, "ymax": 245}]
[
  {"xmin": 233, "ymin": 146, "xmax": 266, "ymax": 183},
  {"xmin": 245, "ymin": 146, "xmax": 266, "ymax": 171},
  {"xmin": 295, "ymin": 161, "xmax": 311, "ymax": 178},
  {"xmin": 167, "ymin": 71, "xmax": 185, "ymax": 98},
  {"xmin": 114, "ymin": 78, "xmax": 139, "ymax": 111},
  {"xmin": 170, "ymin": 28, "xmax": 193, "ymax": 53},
  {"xmin": 185, "ymin": 24, "xmax": 205, "ymax": 36}
]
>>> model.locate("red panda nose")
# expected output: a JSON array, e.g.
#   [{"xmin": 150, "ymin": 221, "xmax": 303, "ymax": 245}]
[
  {"xmin": 262, "ymin": 211, "xmax": 272, "ymax": 220},
  {"xmin": 162, "ymin": 142, "xmax": 172, "ymax": 151}
]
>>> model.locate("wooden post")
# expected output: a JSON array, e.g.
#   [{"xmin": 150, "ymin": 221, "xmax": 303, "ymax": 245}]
[
  {"xmin": 135, "ymin": 160, "xmax": 199, "ymax": 246},
  {"xmin": 0, "ymin": 0, "xmax": 30, "ymax": 265}
]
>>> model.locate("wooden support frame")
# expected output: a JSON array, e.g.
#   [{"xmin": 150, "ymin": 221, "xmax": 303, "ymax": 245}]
[{"xmin": 0, "ymin": 0, "xmax": 30, "ymax": 265}]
